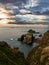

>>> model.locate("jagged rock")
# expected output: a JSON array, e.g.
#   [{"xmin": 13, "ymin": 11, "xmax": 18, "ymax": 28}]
[{"xmin": 18, "ymin": 33, "xmax": 34, "ymax": 44}]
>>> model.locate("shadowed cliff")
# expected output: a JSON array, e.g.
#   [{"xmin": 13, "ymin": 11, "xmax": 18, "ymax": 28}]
[{"xmin": 0, "ymin": 41, "xmax": 28, "ymax": 65}]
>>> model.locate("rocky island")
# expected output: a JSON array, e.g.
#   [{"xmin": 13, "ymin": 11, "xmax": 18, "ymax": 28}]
[
  {"xmin": 18, "ymin": 33, "xmax": 34, "ymax": 44},
  {"xmin": 17, "ymin": 29, "xmax": 38, "ymax": 44}
]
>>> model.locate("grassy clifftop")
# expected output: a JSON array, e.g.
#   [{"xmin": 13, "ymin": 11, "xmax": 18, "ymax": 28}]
[{"xmin": 0, "ymin": 41, "xmax": 28, "ymax": 65}]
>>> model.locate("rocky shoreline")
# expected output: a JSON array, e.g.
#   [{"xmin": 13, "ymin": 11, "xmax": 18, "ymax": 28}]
[{"xmin": 0, "ymin": 30, "xmax": 49, "ymax": 65}]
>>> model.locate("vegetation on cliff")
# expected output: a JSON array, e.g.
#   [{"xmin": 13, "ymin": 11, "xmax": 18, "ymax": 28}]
[{"xmin": 0, "ymin": 41, "xmax": 28, "ymax": 65}]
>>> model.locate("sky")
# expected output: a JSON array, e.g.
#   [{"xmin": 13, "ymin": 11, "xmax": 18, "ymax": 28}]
[{"xmin": 0, "ymin": 0, "xmax": 49, "ymax": 24}]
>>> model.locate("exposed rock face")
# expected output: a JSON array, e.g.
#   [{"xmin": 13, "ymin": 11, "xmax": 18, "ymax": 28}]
[
  {"xmin": 41, "ymin": 30, "xmax": 49, "ymax": 44},
  {"xmin": 18, "ymin": 33, "xmax": 34, "ymax": 44},
  {"xmin": 27, "ymin": 45, "xmax": 49, "ymax": 65},
  {"xmin": 22, "ymin": 33, "xmax": 34, "ymax": 44},
  {"xmin": 0, "ymin": 41, "xmax": 28, "ymax": 65},
  {"xmin": 36, "ymin": 30, "xmax": 49, "ymax": 44},
  {"xmin": 27, "ymin": 30, "xmax": 49, "ymax": 65},
  {"xmin": 40, "ymin": 46, "xmax": 49, "ymax": 64}
]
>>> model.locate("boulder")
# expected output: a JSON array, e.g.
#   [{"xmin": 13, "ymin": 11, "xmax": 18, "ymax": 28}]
[{"xmin": 18, "ymin": 33, "xmax": 34, "ymax": 44}]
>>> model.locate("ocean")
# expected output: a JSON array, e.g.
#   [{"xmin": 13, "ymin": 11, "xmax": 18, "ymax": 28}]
[{"xmin": 0, "ymin": 24, "xmax": 49, "ymax": 56}]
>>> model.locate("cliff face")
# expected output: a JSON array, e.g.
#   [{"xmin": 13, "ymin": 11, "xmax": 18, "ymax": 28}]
[
  {"xmin": 41, "ymin": 30, "xmax": 49, "ymax": 44},
  {"xmin": 27, "ymin": 30, "xmax": 49, "ymax": 65},
  {"xmin": 0, "ymin": 41, "xmax": 28, "ymax": 65}
]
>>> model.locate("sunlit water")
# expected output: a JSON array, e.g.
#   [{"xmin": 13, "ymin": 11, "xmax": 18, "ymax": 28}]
[{"xmin": 0, "ymin": 24, "xmax": 49, "ymax": 56}]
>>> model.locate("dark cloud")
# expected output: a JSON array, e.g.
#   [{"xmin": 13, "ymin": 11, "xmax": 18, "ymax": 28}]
[
  {"xmin": 0, "ymin": 0, "xmax": 27, "ymax": 4},
  {"xmin": 0, "ymin": 0, "xmax": 49, "ymax": 15},
  {"xmin": 33, "ymin": 10, "xmax": 49, "ymax": 15},
  {"xmin": 38, "ymin": 0, "xmax": 49, "ymax": 7},
  {"xmin": 42, "ymin": 10, "xmax": 49, "ymax": 15}
]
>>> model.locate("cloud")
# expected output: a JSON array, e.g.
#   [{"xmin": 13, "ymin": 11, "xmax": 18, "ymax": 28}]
[
  {"xmin": 5, "ymin": 3, "xmax": 19, "ymax": 9},
  {"xmin": 0, "ymin": 0, "xmax": 49, "ymax": 15},
  {"xmin": 0, "ymin": 3, "xmax": 20, "ymax": 15},
  {"xmin": 8, "ymin": 14, "xmax": 49, "ymax": 24},
  {"xmin": 4, "ymin": 3, "xmax": 20, "ymax": 15},
  {"xmin": 0, "ymin": 0, "xmax": 27, "ymax": 4},
  {"xmin": 15, "ymin": 14, "xmax": 47, "ymax": 23},
  {"xmin": 24, "ymin": 0, "xmax": 38, "ymax": 9},
  {"xmin": 19, "ymin": 9, "xmax": 31, "ymax": 14},
  {"xmin": 32, "ymin": 10, "xmax": 49, "ymax": 15},
  {"xmin": 0, "ymin": 0, "xmax": 49, "ymax": 24},
  {"xmin": 34, "ymin": 0, "xmax": 49, "ymax": 11},
  {"xmin": 0, "ymin": 3, "xmax": 16, "ymax": 24},
  {"xmin": 24, "ymin": 0, "xmax": 49, "ymax": 15}
]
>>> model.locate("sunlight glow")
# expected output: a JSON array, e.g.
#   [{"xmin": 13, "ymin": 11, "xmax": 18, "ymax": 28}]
[
  {"xmin": 0, "ymin": 13, "xmax": 7, "ymax": 19},
  {"xmin": 0, "ymin": 19, "xmax": 8, "ymax": 24},
  {"xmin": 0, "ymin": 13, "xmax": 8, "ymax": 24}
]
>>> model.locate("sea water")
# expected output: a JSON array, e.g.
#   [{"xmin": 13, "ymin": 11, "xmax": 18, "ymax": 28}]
[{"xmin": 0, "ymin": 24, "xmax": 49, "ymax": 56}]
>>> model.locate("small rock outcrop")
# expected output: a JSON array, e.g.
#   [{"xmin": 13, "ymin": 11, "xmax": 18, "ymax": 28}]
[
  {"xmin": 18, "ymin": 33, "xmax": 34, "ymax": 44},
  {"xmin": 28, "ymin": 29, "xmax": 39, "ymax": 34},
  {"xmin": 18, "ymin": 29, "xmax": 40, "ymax": 44}
]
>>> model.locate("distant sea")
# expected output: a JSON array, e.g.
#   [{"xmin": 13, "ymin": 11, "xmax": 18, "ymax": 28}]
[{"xmin": 0, "ymin": 24, "xmax": 49, "ymax": 56}]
